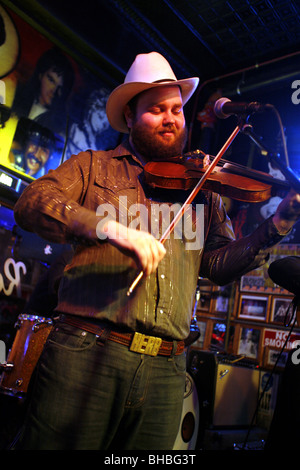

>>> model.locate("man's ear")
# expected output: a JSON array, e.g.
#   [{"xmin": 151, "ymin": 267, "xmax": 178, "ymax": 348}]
[{"xmin": 124, "ymin": 104, "xmax": 134, "ymax": 130}]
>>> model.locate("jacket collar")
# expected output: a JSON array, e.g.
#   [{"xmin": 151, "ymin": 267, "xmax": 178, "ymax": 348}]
[{"xmin": 111, "ymin": 138, "xmax": 144, "ymax": 168}]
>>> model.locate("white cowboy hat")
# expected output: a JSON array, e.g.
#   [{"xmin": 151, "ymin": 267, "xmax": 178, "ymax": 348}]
[{"xmin": 106, "ymin": 52, "xmax": 199, "ymax": 133}]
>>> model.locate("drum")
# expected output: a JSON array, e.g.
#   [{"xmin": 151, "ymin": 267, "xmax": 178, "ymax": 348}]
[
  {"xmin": 173, "ymin": 372, "xmax": 199, "ymax": 450},
  {"xmin": 0, "ymin": 314, "xmax": 53, "ymax": 397}
]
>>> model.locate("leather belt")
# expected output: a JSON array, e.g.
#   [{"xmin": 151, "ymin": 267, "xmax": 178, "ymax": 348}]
[{"xmin": 59, "ymin": 315, "xmax": 185, "ymax": 357}]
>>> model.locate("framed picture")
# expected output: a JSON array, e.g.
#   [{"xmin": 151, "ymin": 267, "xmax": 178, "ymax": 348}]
[
  {"xmin": 212, "ymin": 284, "xmax": 233, "ymax": 315},
  {"xmin": 197, "ymin": 282, "xmax": 213, "ymax": 313},
  {"xmin": 209, "ymin": 321, "xmax": 235, "ymax": 353},
  {"xmin": 190, "ymin": 320, "xmax": 207, "ymax": 349},
  {"xmin": 238, "ymin": 326, "xmax": 261, "ymax": 359},
  {"xmin": 238, "ymin": 294, "xmax": 269, "ymax": 321},
  {"xmin": 263, "ymin": 346, "xmax": 289, "ymax": 369},
  {"xmin": 240, "ymin": 273, "xmax": 268, "ymax": 293},
  {"xmin": 270, "ymin": 297, "xmax": 294, "ymax": 325},
  {"xmin": 209, "ymin": 321, "xmax": 226, "ymax": 351}
]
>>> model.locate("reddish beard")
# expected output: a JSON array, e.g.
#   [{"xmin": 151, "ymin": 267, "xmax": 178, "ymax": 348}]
[{"xmin": 130, "ymin": 121, "xmax": 188, "ymax": 161}]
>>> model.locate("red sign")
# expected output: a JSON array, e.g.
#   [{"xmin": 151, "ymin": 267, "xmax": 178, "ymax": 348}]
[{"xmin": 263, "ymin": 328, "xmax": 300, "ymax": 350}]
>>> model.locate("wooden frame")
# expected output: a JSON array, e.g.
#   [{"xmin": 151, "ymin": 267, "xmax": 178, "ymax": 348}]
[
  {"xmin": 263, "ymin": 345, "xmax": 289, "ymax": 369},
  {"xmin": 237, "ymin": 325, "xmax": 261, "ymax": 360},
  {"xmin": 270, "ymin": 296, "xmax": 294, "ymax": 325},
  {"xmin": 238, "ymin": 294, "xmax": 269, "ymax": 322}
]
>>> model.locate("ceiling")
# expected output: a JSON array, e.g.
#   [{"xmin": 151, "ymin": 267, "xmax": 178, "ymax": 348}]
[{"xmin": 5, "ymin": 0, "xmax": 300, "ymax": 86}]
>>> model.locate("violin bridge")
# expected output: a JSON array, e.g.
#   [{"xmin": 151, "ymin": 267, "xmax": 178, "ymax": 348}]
[{"xmin": 183, "ymin": 149, "xmax": 210, "ymax": 170}]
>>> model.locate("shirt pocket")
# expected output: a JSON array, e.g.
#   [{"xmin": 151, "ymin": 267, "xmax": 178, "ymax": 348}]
[
  {"xmin": 93, "ymin": 172, "xmax": 141, "ymax": 227},
  {"xmin": 94, "ymin": 171, "xmax": 136, "ymax": 197}
]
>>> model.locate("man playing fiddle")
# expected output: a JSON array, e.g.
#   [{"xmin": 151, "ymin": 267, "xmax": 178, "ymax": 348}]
[{"xmin": 14, "ymin": 52, "xmax": 300, "ymax": 450}]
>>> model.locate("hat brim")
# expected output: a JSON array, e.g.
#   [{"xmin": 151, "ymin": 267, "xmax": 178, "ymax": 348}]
[{"xmin": 106, "ymin": 77, "xmax": 199, "ymax": 134}]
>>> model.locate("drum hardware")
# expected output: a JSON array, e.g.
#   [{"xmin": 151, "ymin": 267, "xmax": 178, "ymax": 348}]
[
  {"xmin": 173, "ymin": 372, "xmax": 200, "ymax": 450},
  {"xmin": 32, "ymin": 318, "xmax": 53, "ymax": 332},
  {"xmin": 14, "ymin": 314, "xmax": 52, "ymax": 331},
  {"xmin": 0, "ymin": 314, "xmax": 53, "ymax": 397}
]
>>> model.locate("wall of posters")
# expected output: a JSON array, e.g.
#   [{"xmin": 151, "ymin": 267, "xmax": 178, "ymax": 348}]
[
  {"xmin": 0, "ymin": 4, "xmax": 119, "ymax": 185},
  {"xmin": 0, "ymin": 4, "xmax": 121, "ymax": 353}
]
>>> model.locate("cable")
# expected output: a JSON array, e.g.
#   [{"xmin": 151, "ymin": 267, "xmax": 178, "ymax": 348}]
[{"xmin": 267, "ymin": 104, "xmax": 290, "ymax": 168}]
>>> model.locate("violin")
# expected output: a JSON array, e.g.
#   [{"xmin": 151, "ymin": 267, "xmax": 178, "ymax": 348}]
[
  {"xmin": 144, "ymin": 150, "xmax": 290, "ymax": 203},
  {"xmin": 127, "ymin": 121, "xmax": 300, "ymax": 296}
]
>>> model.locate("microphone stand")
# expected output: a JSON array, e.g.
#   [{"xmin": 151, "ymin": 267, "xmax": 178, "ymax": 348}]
[{"xmin": 241, "ymin": 123, "xmax": 300, "ymax": 192}]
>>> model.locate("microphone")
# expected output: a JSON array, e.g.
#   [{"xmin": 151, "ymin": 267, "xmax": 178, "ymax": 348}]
[
  {"xmin": 268, "ymin": 256, "xmax": 300, "ymax": 296},
  {"xmin": 214, "ymin": 97, "xmax": 267, "ymax": 119}
]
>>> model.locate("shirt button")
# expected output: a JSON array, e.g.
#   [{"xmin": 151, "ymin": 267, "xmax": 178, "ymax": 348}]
[
  {"xmin": 160, "ymin": 274, "xmax": 165, "ymax": 279},
  {"xmin": 160, "ymin": 309, "xmax": 164, "ymax": 314}
]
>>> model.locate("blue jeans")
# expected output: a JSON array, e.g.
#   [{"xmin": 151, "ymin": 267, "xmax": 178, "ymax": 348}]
[{"xmin": 18, "ymin": 321, "xmax": 186, "ymax": 450}]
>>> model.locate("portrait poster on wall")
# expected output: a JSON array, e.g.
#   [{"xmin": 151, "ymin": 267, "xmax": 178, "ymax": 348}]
[{"xmin": 0, "ymin": 4, "xmax": 119, "ymax": 183}]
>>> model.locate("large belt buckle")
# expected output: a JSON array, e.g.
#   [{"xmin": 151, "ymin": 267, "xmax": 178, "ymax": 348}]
[{"xmin": 130, "ymin": 332, "xmax": 162, "ymax": 356}]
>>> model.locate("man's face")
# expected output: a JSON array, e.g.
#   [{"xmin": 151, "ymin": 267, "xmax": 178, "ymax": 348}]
[
  {"xmin": 125, "ymin": 86, "xmax": 187, "ymax": 161},
  {"xmin": 39, "ymin": 67, "xmax": 64, "ymax": 107},
  {"xmin": 25, "ymin": 141, "xmax": 51, "ymax": 175},
  {"xmin": 89, "ymin": 99, "xmax": 109, "ymax": 134}
]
